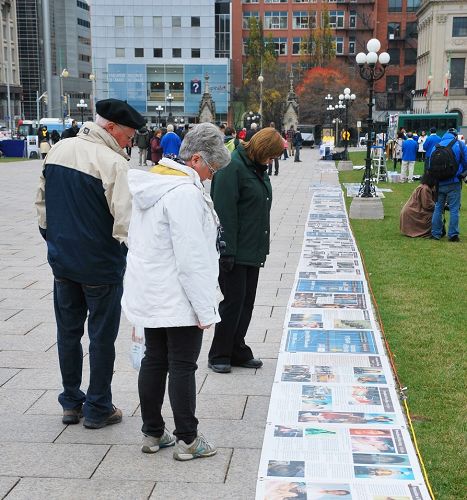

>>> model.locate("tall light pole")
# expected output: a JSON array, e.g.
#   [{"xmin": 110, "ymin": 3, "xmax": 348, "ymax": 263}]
[
  {"xmin": 258, "ymin": 73, "xmax": 264, "ymax": 128},
  {"xmin": 355, "ymin": 39, "xmax": 390, "ymax": 198},
  {"xmin": 77, "ymin": 99, "xmax": 88, "ymax": 124},
  {"xmin": 59, "ymin": 68, "xmax": 69, "ymax": 125},
  {"xmin": 324, "ymin": 93, "xmax": 333, "ymax": 142},
  {"xmin": 155, "ymin": 105, "xmax": 163, "ymax": 128},
  {"xmin": 89, "ymin": 73, "xmax": 96, "ymax": 119},
  {"xmin": 2, "ymin": 2, "xmax": 13, "ymax": 132},
  {"xmin": 339, "ymin": 87, "xmax": 356, "ymax": 160},
  {"xmin": 166, "ymin": 93, "xmax": 174, "ymax": 123}
]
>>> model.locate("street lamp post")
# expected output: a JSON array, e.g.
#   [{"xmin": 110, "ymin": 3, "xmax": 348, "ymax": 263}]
[
  {"xmin": 355, "ymin": 39, "xmax": 390, "ymax": 198},
  {"xmin": 324, "ymin": 94, "xmax": 333, "ymax": 141},
  {"xmin": 339, "ymin": 88, "xmax": 356, "ymax": 160},
  {"xmin": 77, "ymin": 99, "xmax": 88, "ymax": 124},
  {"xmin": 155, "ymin": 105, "xmax": 163, "ymax": 128},
  {"xmin": 89, "ymin": 73, "xmax": 96, "ymax": 120},
  {"xmin": 59, "ymin": 68, "xmax": 69, "ymax": 125},
  {"xmin": 258, "ymin": 73, "xmax": 264, "ymax": 128},
  {"xmin": 166, "ymin": 93, "xmax": 174, "ymax": 123}
]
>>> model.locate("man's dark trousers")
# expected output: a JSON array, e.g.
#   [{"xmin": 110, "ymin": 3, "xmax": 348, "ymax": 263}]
[
  {"xmin": 209, "ymin": 264, "xmax": 259, "ymax": 365},
  {"xmin": 267, "ymin": 157, "xmax": 279, "ymax": 176},
  {"xmin": 53, "ymin": 277, "xmax": 123, "ymax": 423}
]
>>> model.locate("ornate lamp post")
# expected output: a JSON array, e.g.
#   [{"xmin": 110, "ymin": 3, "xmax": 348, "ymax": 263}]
[
  {"xmin": 166, "ymin": 93, "xmax": 174, "ymax": 123},
  {"xmin": 355, "ymin": 39, "xmax": 390, "ymax": 198},
  {"xmin": 324, "ymin": 94, "xmax": 333, "ymax": 141},
  {"xmin": 59, "ymin": 68, "xmax": 69, "ymax": 125},
  {"xmin": 89, "ymin": 73, "xmax": 96, "ymax": 120},
  {"xmin": 258, "ymin": 73, "xmax": 264, "ymax": 128},
  {"xmin": 76, "ymin": 98, "xmax": 88, "ymax": 124},
  {"xmin": 339, "ymin": 88, "xmax": 356, "ymax": 160},
  {"xmin": 155, "ymin": 105, "xmax": 163, "ymax": 128}
]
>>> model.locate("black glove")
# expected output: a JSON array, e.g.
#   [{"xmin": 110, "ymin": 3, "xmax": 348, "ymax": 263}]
[{"xmin": 219, "ymin": 255, "xmax": 235, "ymax": 273}]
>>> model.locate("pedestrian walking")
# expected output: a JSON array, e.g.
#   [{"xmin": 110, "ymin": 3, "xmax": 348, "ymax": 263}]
[
  {"xmin": 286, "ymin": 125, "xmax": 295, "ymax": 157},
  {"xmin": 135, "ymin": 126, "xmax": 150, "ymax": 166},
  {"xmin": 161, "ymin": 123, "xmax": 181, "ymax": 157},
  {"xmin": 38, "ymin": 125, "xmax": 50, "ymax": 159},
  {"xmin": 294, "ymin": 128, "xmax": 303, "ymax": 162},
  {"xmin": 150, "ymin": 129, "xmax": 163, "ymax": 165},
  {"xmin": 35, "ymin": 98, "xmax": 145, "ymax": 429},
  {"xmin": 122, "ymin": 123, "xmax": 231, "ymax": 460},
  {"xmin": 208, "ymin": 127, "xmax": 284, "ymax": 373}
]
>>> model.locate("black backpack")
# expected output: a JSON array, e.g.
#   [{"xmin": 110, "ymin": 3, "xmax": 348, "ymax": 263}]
[{"xmin": 429, "ymin": 137, "xmax": 460, "ymax": 181}]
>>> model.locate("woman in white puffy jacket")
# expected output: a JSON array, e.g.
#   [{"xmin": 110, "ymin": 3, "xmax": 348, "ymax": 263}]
[{"xmin": 122, "ymin": 123, "xmax": 231, "ymax": 461}]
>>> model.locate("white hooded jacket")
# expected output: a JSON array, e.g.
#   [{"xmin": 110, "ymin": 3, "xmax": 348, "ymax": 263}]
[{"xmin": 122, "ymin": 157, "xmax": 221, "ymax": 328}]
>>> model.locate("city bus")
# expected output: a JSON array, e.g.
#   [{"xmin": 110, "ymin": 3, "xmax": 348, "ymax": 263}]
[{"xmin": 397, "ymin": 113, "xmax": 460, "ymax": 136}]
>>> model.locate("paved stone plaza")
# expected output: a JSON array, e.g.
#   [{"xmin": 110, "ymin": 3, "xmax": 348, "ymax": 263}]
[{"xmin": 0, "ymin": 148, "xmax": 337, "ymax": 499}]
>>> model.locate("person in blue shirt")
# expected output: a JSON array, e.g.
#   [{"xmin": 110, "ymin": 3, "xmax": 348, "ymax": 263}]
[
  {"xmin": 401, "ymin": 132, "xmax": 419, "ymax": 182},
  {"xmin": 423, "ymin": 127, "xmax": 442, "ymax": 171},
  {"xmin": 429, "ymin": 128, "xmax": 467, "ymax": 242},
  {"xmin": 160, "ymin": 124, "xmax": 182, "ymax": 157}
]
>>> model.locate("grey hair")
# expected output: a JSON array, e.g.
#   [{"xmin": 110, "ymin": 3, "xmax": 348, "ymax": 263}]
[
  {"xmin": 179, "ymin": 122, "xmax": 231, "ymax": 169},
  {"xmin": 95, "ymin": 114, "xmax": 111, "ymax": 128},
  {"xmin": 167, "ymin": 123, "xmax": 174, "ymax": 132}
]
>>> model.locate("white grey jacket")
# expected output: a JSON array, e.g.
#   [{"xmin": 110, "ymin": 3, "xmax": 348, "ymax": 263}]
[{"xmin": 122, "ymin": 158, "xmax": 221, "ymax": 328}]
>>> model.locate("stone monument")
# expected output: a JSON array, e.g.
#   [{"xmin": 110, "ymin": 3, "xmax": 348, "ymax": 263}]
[
  {"xmin": 198, "ymin": 73, "xmax": 216, "ymax": 124},
  {"xmin": 282, "ymin": 69, "xmax": 299, "ymax": 131}
]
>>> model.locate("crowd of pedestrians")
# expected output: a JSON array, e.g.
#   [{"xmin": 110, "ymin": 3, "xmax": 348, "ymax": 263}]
[{"xmin": 34, "ymin": 98, "xmax": 289, "ymax": 463}]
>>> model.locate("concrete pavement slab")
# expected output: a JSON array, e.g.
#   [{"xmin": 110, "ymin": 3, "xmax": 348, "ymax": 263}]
[
  {"xmin": 0, "ymin": 318, "xmax": 43, "ymax": 336},
  {"xmin": 0, "ymin": 350, "xmax": 58, "ymax": 369},
  {"xmin": 201, "ymin": 373, "xmax": 274, "ymax": 396},
  {"xmin": 0, "ymin": 368, "xmax": 19, "ymax": 386},
  {"xmin": 0, "ymin": 414, "xmax": 65, "ymax": 443},
  {"xmin": 4, "ymin": 478, "xmax": 155, "ymax": 500},
  {"xmin": 0, "ymin": 477, "xmax": 19, "ymax": 498},
  {"xmin": 243, "ymin": 396, "xmax": 271, "ymax": 422},
  {"xmin": 0, "ymin": 388, "xmax": 44, "ymax": 415}
]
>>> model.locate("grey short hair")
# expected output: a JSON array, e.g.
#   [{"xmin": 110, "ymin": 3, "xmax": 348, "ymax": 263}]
[
  {"xmin": 179, "ymin": 122, "xmax": 231, "ymax": 169},
  {"xmin": 95, "ymin": 114, "xmax": 111, "ymax": 128},
  {"xmin": 167, "ymin": 124, "xmax": 174, "ymax": 132}
]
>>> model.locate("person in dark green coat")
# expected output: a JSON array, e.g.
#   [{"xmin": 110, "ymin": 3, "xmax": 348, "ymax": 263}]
[{"xmin": 208, "ymin": 127, "xmax": 284, "ymax": 373}]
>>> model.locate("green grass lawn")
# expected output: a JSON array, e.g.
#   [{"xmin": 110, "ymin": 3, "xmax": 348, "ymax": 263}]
[{"xmin": 340, "ymin": 152, "xmax": 467, "ymax": 499}]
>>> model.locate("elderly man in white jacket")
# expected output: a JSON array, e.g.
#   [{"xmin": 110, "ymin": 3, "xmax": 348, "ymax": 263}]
[{"xmin": 122, "ymin": 123, "xmax": 230, "ymax": 461}]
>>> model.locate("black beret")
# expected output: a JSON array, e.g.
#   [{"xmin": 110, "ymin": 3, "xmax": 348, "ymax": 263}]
[{"xmin": 96, "ymin": 98, "xmax": 145, "ymax": 129}]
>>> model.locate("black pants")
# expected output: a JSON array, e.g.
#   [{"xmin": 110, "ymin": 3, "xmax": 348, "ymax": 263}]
[
  {"xmin": 294, "ymin": 146, "xmax": 301, "ymax": 161},
  {"xmin": 209, "ymin": 264, "xmax": 259, "ymax": 365},
  {"xmin": 139, "ymin": 326, "xmax": 203, "ymax": 444},
  {"xmin": 267, "ymin": 158, "xmax": 279, "ymax": 176}
]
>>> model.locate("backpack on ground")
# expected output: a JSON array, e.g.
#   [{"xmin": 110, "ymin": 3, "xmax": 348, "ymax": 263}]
[{"xmin": 429, "ymin": 137, "xmax": 460, "ymax": 181}]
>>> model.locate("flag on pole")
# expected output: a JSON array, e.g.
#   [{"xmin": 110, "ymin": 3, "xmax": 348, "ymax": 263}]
[
  {"xmin": 443, "ymin": 73, "xmax": 450, "ymax": 97},
  {"xmin": 422, "ymin": 76, "xmax": 431, "ymax": 97}
]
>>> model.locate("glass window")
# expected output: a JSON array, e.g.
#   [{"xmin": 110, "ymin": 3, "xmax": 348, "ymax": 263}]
[
  {"xmin": 406, "ymin": 22, "xmax": 417, "ymax": 38},
  {"xmin": 265, "ymin": 0, "xmax": 287, "ymax": 3},
  {"xmin": 115, "ymin": 47, "xmax": 125, "ymax": 57},
  {"xmin": 293, "ymin": 11, "xmax": 316, "ymax": 29},
  {"xmin": 405, "ymin": 48, "xmax": 417, "ymax": 65},
  {"xmin": 348, "ymin": 36, "xmax": 356, "ymax": 54},
  {"xmin": 134, "ymin": 16, "xmax": 143, "ymax": 28},
  {"xmin": 172, "ymin": 16, "xmax": 181, "ymax": 28},
  {"xmin": 272, "ymin": 38, "xmax": 287, "ymax": 56},
  {"xmin": 349, "ymin": 10, "xmax": 356, "ymax": 29},
  {"xmin": 153, "ymin": 16, "xmax": 162, "ymax": 28},
  {"xmin": 115, "ymin": 16, "xmax": 124, "ymax": 28},
  {"xmin": 192, "ymin": 48, "xmax": 200, "ymax": 58},
  {"xmin": 243, "ymin": 12, "xmax": 259, "ymax": 29},
  {"xmin": 191, "ymin": 16, "xmax": 200, "ymax": 27},
  {"xmin": 386, "ymin": 75, "xmax": 399, "ymax": 92},
  {"xmin": 153, "ymin": 48, "xmax": 162, "ymax": 58},
  {"xmin": 407, "ymin": 0, "xmax": 421, "ymax": 12},
  {"xmin": 388, "ymin": 0, "xmax": 402, "ymax": 12},
  {"xmin": 452, "ymin": 17, "xmax": 467, "ymax": 37},
  {"xmin": 293, "ymin": 0, "xmax": 314, "ymax": 3},
  {"xmin": 135, "ymin": 48, "xmax": 144, "ymax": 57},
  {"xmin": 388, "ymin": 22, "xmax": 401, "ymax": 39},
  {"xmin": 450, "ymin": 58, "xmax": 466, "ymax": 88},
  {"xmin": 334, "ymin": 36, "xmax": 344, "ymax": 55},
  {"xmin": 173, "ymin": 48, "xmax": 182, "ymax": 58},
  {"xmin": 292, "ymin": 37, "xmax": 312, "ymax": 55},
  {"xmin": 388, "ymin": 48, "xmax": 400, "ymax": 64},
  {"xmin": 264, "ymin": 12, "xmax": 288, "ymax": 29},
  {"xmin": 242, "ymin": 0, "xmax": 258, "ymax": 3},
  {"xmin": 327, "ymin": 11, "xmax": 345, "ymax": 29}
]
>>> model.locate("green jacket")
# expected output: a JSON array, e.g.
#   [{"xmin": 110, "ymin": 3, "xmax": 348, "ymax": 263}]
[{"xmin": 211, "ymin": 144, "xmax": 272, "ymax": 267}]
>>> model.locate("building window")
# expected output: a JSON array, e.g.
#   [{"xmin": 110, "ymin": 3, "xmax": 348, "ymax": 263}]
[
  {"xmin": 452, "ymin": 17, "xmax": 467, "ymax": 37},
  {"xmin": 265, "ymin": 0, "xmax": 287, "ymax": 3},
  {"xmin": 406, "ymin": 0, "xmax": 421, "ymax": 12},
  {"xmin": 215, "ymin": 2, "xmax": 230, "ymax": 58},
  {"xmin": 405, "ymin": 48, "xmax": 417, "ymax": 65},
  {"xmin": 272, "ymin": 38, "xmax": 287, "ymax": 56},
  {"xmin": 243, "ymin": 12, "xmax": 259, "ymax": 29},
  {"xmin": 242, "ymin": 0, "xmax": 258, "ymax": 3},
  {"xmin": 191, "ymin": 16, "xmax": 200, "ymax": 27},
  {"xmin": 450, "ymin": 58, "xmax": 466, "ymax": 88},
  {"xmin": 388, "ymin": 0, "xmax": 402, "ymax": 12},
  {"xmin": 243, "ymin": 38, "xmax": 249, "ymax": 56},
  {"xmin": 153, "ymin": 16, "xmax": 162, "ymax": 28},
  {"xmin": 77, "ymin": 1, "xmax": 89, "ymax": 11},
  {"xmin": 134, "ymin": 16, "xmax": 143, "ymax": 28},
  {"xmin": 388, "ymin": 22, "xmax": 401, "ymax": 39},
  {"xmin": 327, "ymin": 11, "xmax": 345, "ymax": 29},
  {"xmin": 172, "ymin": 16, "xmax": 181, "ymax": 28},
  {"xmin": 334, "ymin": 36, "xmax": 344, "ymax": 55},
  {"xmin": 388, "ymin": 48, "xmax": 400, "ymax": 64},
  {"xmin": 78, "ymin": 36, "xmax": 91, "ymax": 46},
  {"xmin": 349, "ymin": 10, "xmax": 356, "ymax": 29},
  {"xmin": 348, "ymin": 36, "xmax": 356, "ymax": 54},
  {"xmin": 293, "ymin": 11, "xmax": 316, "ymax": 29},
  {"xmin": 386, "ymin": 75, "xmax": 399, "ymax": 92},
  {"xmin": 406, "ymin": 22, "xmax": 417, "ymax": 38},
  {"xmin": 173, "ymin": 48, "xmax": 182, "ymax": 58},
  {"xmin": 153, "ymin": 48, "xmax": 162, "ymax": 57},
  {"xmin": 264, "ymin": 12, "xmax": 288, "ymax": 30},
  {"xmin": 192, "ymin": 48, "xmax": 200, "ymax": 58},
  {"xmin": 115, "ymin": 48, "xmax": 125, "ymax": 57},
  {"xmin": 77, "ymin": 18, "xmax": 90, "ymax": 28},
  {"xmin": 293, "ymin": 0, "xmax": 315, "ymax": 2},
  {"xmin": 292, "ymin": 37, "xmax": 312, "ymax": 55},
  {"xmin": 78, "ymin": 53, "xmax": 90, "ymax": 62},
  {"xmin": 115, "ymin": 16, "xmax": 124, "ymax": 28},
  {"xmin": 403, "ymin": 74, "xmax": 416, "ymax": 92},
  {"xmin": 135, "ymin": 48, "xmax": 144, "ymax": 57}
]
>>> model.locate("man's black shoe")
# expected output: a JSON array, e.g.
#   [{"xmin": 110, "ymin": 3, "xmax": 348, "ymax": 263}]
[
  {"xmin": 83, "ymin": 406, "xmax": 122, "ymax": 429},
  {"xmin": 235, "ymin": 358, "xmax": 263, "ymax": 369},
  {"xmin": 62, "ymin": 405, "xmax": 83, "ymax": 425},
  {"xmin": 294, "ymin": 160, "xmax": 302, "ymax": 162},
  {"xmin": 448, "ymin": 235, "xmax": 460, "ymax": 242},
  {"xmin": 208, "ymin": 362, "xmax": 231, "ymax": 373}
]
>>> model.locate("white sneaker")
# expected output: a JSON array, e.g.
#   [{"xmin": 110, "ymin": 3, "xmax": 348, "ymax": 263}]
[
  {"xmin": 173, "ymin": 433, "xmax": 217, "ymax": 461},
  {"xmin": 141, "ymin": 429, "xmax": 175, "ymax": 453}
]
